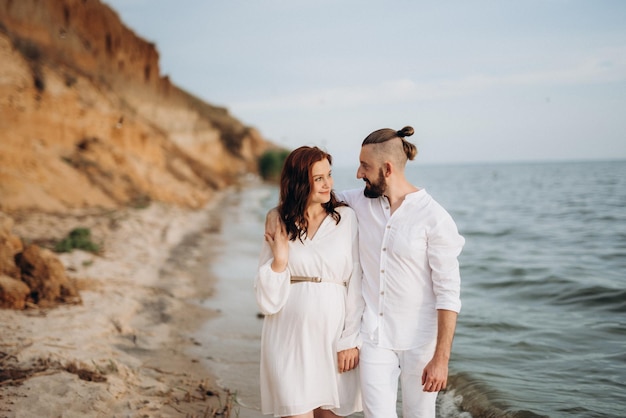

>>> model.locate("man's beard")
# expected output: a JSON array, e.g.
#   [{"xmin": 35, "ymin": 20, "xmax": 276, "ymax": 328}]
[{"xmin": 363, "ymin": 168, "xmax": 386, "ymax": 198}]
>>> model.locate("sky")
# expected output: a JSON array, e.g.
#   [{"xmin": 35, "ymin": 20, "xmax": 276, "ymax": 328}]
[{"xmin": 103, "ymin": 0, "xmax": 626, "ymax": 167}]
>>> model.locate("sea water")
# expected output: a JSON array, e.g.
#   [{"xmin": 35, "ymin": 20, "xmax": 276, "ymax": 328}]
[{"xmin": 196, "ymin": 160, "xmax": 626, "ymax": 418}]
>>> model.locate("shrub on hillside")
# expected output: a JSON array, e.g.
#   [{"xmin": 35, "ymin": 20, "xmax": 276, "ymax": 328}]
[
  {"xmin": 258, "ymin": 149, "xmax": 289, "ymax": 182},
  {"xmin": 54, "ymin": 228, "xmax": 99, "ymax": 253}
]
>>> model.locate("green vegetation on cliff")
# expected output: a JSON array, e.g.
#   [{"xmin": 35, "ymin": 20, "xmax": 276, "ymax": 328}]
[
  {"xmin": 258, "ymin": 149, "xmax": 289, "ymax": 182},
  {"xmin": 54, "ymin": 228, "xmax": 100, "ymax": 253}
]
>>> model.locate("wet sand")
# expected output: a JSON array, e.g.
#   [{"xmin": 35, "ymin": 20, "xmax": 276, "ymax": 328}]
[{"xmin": 190, "ymin": 187, "xmax": 274, "ymax": 417}]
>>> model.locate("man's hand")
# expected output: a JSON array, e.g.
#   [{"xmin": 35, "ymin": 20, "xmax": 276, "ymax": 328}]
[
  {"xmin": 337, "ymin": 348, "xmax": 359, "ymax": 373},
  {"xmin": 421, "ymin": 309, "xmax": 457, "ymax": 392},
  {"xmin": 421, "ymin": 355, "xmax": 448, "ymax": 392}
]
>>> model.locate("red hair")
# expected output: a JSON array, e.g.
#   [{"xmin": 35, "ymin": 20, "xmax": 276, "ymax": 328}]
[{"xmin": 278, "ymin": 146, "xmax": 346, "ymax": 242}]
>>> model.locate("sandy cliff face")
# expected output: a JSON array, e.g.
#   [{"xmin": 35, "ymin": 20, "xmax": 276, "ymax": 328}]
[{"xmin": 0, "ymin": 0, "xmax": 273, "ymax": 213}]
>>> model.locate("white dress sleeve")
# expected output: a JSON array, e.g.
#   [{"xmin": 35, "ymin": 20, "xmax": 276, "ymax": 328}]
[
  {"xmin": 336, "ymin": 209, "xmax": 365, "ymax": 351},
  {"xmin": 254, "ymin": 241, "xmax": 291, "ymax": 315}
]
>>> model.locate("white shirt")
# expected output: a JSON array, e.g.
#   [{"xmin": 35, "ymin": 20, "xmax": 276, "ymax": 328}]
[{"xmin": 338, "ymin": 188, "xmax": 464, "ymax": 350}]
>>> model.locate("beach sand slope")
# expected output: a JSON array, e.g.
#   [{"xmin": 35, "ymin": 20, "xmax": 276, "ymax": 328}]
[{"xmin": 0, "ymin": 200, "xmax": 236, "ymax": 417}]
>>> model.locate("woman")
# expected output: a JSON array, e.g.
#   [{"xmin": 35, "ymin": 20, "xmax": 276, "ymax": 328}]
[{"xmin": 255, "ymin": 146, "xmax": 364, "ymax": 418}]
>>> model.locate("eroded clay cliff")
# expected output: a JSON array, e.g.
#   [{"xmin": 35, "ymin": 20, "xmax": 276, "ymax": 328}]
[{"xmin": 0, "ymin": 0, "xmax": 274, "ymax": 213}]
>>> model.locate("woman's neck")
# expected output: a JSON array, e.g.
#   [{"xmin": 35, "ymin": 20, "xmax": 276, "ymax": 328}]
[
  {"xmin": 304, "ymin": 204, "xmax": 327, "ymax": 239},
  {"xmin": 305, "ymin": 204, "xmax": 326, "ymax": 220}
]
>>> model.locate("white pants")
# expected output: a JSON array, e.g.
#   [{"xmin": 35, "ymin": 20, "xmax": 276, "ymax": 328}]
[{"xmin": 359, "ymin": 340, "xmax": 438, "ymax": 418}]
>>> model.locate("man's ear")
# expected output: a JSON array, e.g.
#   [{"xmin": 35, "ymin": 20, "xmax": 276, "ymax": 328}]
[{"xmin": 384, "ymin": 161, "xmax": 393, "ymax": 177}]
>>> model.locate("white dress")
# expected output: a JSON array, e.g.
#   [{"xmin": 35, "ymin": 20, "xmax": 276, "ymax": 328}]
[{"xmin": 255, "ymin": 206, "xmax": 364, "ymax": 417}]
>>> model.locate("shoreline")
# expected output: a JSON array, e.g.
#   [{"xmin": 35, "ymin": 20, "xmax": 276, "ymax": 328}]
[{"xmin": 0, "ymin": 196, "xmax": 238, "ymax": 417}]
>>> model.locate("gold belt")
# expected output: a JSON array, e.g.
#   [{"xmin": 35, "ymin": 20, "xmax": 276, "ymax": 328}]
[{"xmin": 290, "ymin": 276, "xmax": 347, "ymax": 287}]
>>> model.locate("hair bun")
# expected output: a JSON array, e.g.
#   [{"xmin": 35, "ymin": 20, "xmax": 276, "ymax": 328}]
[{"xmin": 397, "ymin": 126, "xmax": 414, "ymax": 138}]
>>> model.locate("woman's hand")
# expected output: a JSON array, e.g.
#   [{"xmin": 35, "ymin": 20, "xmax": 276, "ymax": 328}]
[
  {"xmin": 265, "ymin": 216, "xmax": 288, "ymax": 272},
  {"xmin": 264, "ymin": 207, "xmax": 280, "ymax": 240},
  {"xmin": 337, "ymin": 348, "xmax": 359, "ymax": 373}
]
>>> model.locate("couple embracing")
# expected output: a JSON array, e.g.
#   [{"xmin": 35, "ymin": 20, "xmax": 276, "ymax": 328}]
[{"xmin": 255, "ymin": 126, "xmax": 464, "ymax": 418}]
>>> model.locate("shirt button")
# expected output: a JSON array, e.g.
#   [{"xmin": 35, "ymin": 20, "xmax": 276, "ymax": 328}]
[
  {"xmin": 379, "ymin": 312, "xmax": 384, "ymax": 316},
  {"xmin": 386, "ymin": 225, "xmax": 391, "ymax": 229},
  {"xmin": 380, "ymin": 269, "xmax": 384, "ymax": 273},
  {"xmin": 382, "ymin": 248, "xmax": 387, "ymax": 251},
  {"xmin": 380, "ymin": 291, "xmax": 384, "ymax": 295}
]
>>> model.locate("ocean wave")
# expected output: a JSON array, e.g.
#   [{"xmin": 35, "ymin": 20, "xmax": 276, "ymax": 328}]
[
  {"xmin": 445, "ymin": 372, "xmax": 550, "ymax": 418},
  {"xmin": 462, "ymin": 228, "xmax": 516, "ymax": 238},
  {"xmin": 551, "ymin": 285, "xmax": 626, "ymax": 313},
  {"xmin": 471, "ymin": 273, "xmax": 570, "ymax": 295}
]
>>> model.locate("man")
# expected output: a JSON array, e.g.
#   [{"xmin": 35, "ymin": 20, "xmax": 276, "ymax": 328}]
[{"xmin": 266, "ymin": 126, "xmax": 464, "ymax": 417}]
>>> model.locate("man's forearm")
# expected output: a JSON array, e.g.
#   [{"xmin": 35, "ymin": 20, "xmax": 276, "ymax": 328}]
[{"xmin": 434, "ymin": 309, "xmax": 458, "ymax": 361}]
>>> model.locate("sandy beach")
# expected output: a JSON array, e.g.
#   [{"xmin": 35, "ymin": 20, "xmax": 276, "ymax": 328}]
[{"xmin": 0, "ymin": 195, "xmax": 240, "ymax": 417}]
